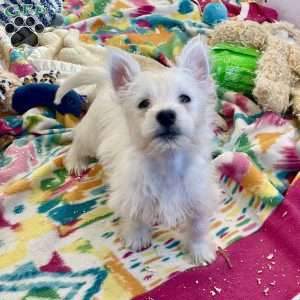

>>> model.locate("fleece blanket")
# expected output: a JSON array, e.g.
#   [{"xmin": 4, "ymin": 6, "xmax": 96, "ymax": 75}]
[{"xmin": 0, "ymin": 0, "xmax": 300, "ymax": 299}]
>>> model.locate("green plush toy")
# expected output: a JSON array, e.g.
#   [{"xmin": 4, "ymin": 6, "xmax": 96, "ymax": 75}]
[{"xmin": 210, "ymin": 42, "xmax": 261, "ymax": 97}]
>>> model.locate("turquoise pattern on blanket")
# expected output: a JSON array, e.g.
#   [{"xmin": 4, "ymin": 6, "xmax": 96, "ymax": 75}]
[{"xmin": 0, "ymin": 263, "xmax": 108, "ymax": 300}]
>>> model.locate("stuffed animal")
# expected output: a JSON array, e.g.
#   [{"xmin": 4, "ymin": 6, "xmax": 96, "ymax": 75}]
[
  {"xmin": 12, "ymin": 83, "xmax": 84, "ymax": 117},
  {"xmin": 209, "ymin": 20, "xmax": 300, "ymax": 118},
  {"xmin": 202, "ymin": 0, "xmax": 228, "ymax": 26},
  {"xmin": 23, "ymin": 70, "xmax": 60, "ymax": 85},
  {"xmin": 0, "ymin": 0, "xmax": 64, "ymax": 28},
  {"xmin": 0, "ymin": 69, "xmax": 84, "ymax": 117},
  {"xmin": 0, "ymin": 68, "xmax": 22, "ymax": 113}
]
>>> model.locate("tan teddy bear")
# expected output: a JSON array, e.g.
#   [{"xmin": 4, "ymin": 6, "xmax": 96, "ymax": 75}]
[{"xmin": 209, "ymin": 20, "xmax": 300, "ymax": 118}]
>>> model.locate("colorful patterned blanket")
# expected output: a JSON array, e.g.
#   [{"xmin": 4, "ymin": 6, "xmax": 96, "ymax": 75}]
[{"xmin": 0, "ymin": 0, "xmax": 300, "ymax": 299}]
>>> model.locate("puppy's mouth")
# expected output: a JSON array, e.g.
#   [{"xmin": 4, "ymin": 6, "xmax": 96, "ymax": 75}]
[
  {"xmin": 145, "ymin": 127, "xmax": 189, "ymax": 153},
  {"xmin": 154, "ymin": 128, "xmax": 181, "ymax": 141}
]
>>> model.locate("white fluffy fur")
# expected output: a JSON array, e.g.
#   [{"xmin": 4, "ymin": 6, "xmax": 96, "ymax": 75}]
[{"xmin": 54, "ymin": 37, "xmax": 220, "ymax": 265}]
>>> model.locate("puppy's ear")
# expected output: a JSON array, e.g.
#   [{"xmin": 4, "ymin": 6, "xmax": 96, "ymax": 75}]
[
  {"xmin": 107, "ymin": 47, "xmax": 141, "ymax": 91},
  {"xmin": 176, "ymin": 36, "xmax": 210, "ymax": 82}
]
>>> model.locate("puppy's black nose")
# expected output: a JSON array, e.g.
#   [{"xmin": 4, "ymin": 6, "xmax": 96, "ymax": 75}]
[{"xmin": 156, "ymin": 110, "xmax": 176, "ymax": 127}]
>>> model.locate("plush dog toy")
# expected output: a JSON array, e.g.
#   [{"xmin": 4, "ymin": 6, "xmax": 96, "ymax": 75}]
[{"xmin": 209, "ymin": 20, "xmax": 300, "ymax": 118}]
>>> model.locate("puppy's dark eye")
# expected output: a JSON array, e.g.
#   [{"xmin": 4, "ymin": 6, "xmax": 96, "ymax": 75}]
[
  {"xmin": 138, "ymin": 99, "xmax": 151, "ymax": 109},
  {"xmin": 179, "ymin": 94, "xmax": 191, "ymax": 104}
]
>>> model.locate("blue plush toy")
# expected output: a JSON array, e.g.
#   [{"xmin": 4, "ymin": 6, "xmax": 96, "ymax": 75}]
[
  {"xmin": 203, "ymin": 0, "xmax": 228, "ymax": 26},
  {"xmin": 12, "ymin": 83, "xmax": 84, "ymax": 117}
]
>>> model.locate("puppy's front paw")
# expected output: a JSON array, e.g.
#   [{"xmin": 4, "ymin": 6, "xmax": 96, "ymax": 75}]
[
  {"xmin": 123, "ymin": 226, "xmax": 152, "ymax": 251},
  {"xmin": 65, "ymin": 150, "xmax": 89, "ymax": 177},
  {"xmin": 189, "ymin": 238, "xmax": 217, "ymax": 266},
  {"xmin": 66, "ymin": 159, "xmax": 89, "ymax": 177}
]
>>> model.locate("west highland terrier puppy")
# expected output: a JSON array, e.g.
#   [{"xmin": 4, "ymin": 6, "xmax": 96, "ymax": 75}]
[{"xmin": 54, "ymin": 36, "xmax": 220, "ymax": 265}]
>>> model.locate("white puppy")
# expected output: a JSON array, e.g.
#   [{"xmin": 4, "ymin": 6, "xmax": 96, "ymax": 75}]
[{"xmin": 54, "ymin": 36, "xmax": 220, "ymax": 265}]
